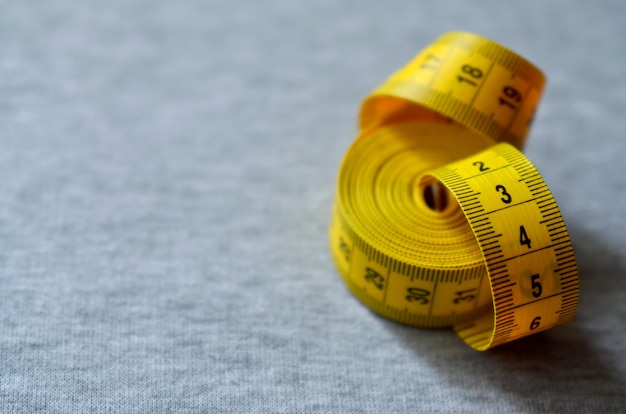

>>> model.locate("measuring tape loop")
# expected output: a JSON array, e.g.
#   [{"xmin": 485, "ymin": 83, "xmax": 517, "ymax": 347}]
[{"xmin": 329, "ymin": 32, "xmax": 580, "ymax": 350}]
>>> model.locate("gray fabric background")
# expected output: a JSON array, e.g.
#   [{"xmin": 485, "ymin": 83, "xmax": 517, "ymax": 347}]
[{"xmin": 1, "ymin": 0, "xmax": 625, "ymax": 412}]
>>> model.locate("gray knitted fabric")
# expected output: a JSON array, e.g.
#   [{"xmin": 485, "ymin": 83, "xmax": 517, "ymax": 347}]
[{"xmin": 1, "ymin": 0, "xmax": 624, "ymax": 412}]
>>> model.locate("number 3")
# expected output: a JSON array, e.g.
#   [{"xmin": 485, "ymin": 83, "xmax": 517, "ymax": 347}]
[{"xmin": 495, "ymin": 184, "xmax": 512, "ymax": 204}]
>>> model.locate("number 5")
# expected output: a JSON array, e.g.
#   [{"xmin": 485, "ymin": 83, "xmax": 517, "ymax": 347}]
[{"xmin": 530, "ymin": 274, "xmax": 542, "ymax": 298}]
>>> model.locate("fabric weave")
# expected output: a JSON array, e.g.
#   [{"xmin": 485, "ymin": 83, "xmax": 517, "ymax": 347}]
[{"xmin": 1, "ymin": 1, "xmax": 625, "ymax": 412}]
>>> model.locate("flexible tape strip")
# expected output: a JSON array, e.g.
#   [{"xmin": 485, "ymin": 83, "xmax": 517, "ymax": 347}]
[{"xmin": 329, "ymin": 32, "xmax": 580, "ymax": 350}]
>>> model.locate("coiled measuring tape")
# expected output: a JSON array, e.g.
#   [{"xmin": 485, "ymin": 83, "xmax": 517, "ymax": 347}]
[{"xmin": 329, "ymin": 32, "xmax": 580, "ymax": 350}]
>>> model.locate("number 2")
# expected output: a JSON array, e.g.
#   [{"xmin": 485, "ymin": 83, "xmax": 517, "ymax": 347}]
[{"xmin": 472, "ymin": 161, "xmax": 489, "ymax": 172}]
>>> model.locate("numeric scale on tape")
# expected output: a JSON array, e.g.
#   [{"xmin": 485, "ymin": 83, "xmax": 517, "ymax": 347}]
[{"xmin": 328, "ymin": 32, "xmax": 580, "ymax": 350}]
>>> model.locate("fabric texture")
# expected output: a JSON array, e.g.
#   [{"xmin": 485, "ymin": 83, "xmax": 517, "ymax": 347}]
[{"xmin": 1, "ymin": 0, "xmax": 625, "ymax": 412}]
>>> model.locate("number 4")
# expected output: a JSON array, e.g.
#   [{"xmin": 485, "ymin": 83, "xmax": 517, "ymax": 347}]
[{"xmin": 519, "ymin": 225, "xmax": 532, "ymax": 249}]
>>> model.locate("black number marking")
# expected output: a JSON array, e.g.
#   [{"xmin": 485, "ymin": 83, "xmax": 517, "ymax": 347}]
[
  {"xmin": 453, "ymin": 288, "xmax": 477, "ymax": 304},
  {"xmin": 365, "ymin": 267, "xmax": 385, "ymax": 290},
  {"xmin": 338, "ymin": 237, "xmax": 351, "ymax": 262},
  {"xmin": 457, "ymin": 64, "xmax": 483, "ymax": 86},
  {"xmin": 495, "ymin": 184, "xmax": 512, "ymax": 204},
  {"xmin": 499, "ymin": 86, "xmax": 523, "ymax": 109},
  {"xmin": 472, "ymin": 161, "xmax": 489, "ymax": 172},
  {"xmin": 462, "ymin": 64, "xmax": 483, "ymax": 78},
  {"xmin": 421, "ymin": 54, "xmax": 442, "ymax": 70},
  {"xmin": 530, "ymin": 274, "xmax": 542, "ymax": 298},
  {"xmin": 406, "ymin": 287, "xmax": 430, "ymax": 304},
  {"xmin": 530, "ymin": 316, "xmax": 541, "ymax": 330},
  {"xmin": 519, "ymin": 225, "xmax": 532, "ymax": 249}
]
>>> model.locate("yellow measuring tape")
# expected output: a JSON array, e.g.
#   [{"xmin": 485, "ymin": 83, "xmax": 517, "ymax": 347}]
[{"xmin": 329, "ymin": 32, "xmax": 580, "ymax": 350}]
